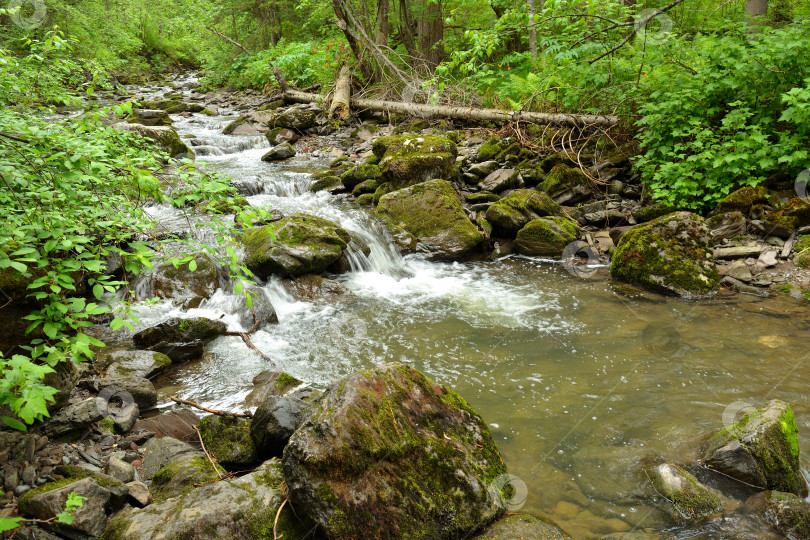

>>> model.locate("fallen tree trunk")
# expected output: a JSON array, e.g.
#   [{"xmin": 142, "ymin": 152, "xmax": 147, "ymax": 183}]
[
  {"xmin": 282, "ymin": 89, "xmax": 619, "ymax": 128},
  {"xmin": 329, "ymin": 65, "xmax": 352, "ymax": 120}
]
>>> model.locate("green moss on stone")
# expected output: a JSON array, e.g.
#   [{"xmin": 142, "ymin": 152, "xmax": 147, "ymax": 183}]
[
  {"xmin": 275, "ymin": 372, "xmax": 302, "ymax": 392},
  {"xmin": 477, "ymin": 137, "xmax": 506, "ymax": 161}
]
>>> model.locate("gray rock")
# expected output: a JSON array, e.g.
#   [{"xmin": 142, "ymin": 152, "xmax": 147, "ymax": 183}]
[
  {"xmin": 42, "ymin": 398, "xmax": 105, "ymax": 438},
  {"xmin": 261, "ymin": 142, "xmax": 296, "ymax": 161},
  {"xmin": 759, "ymin": 249, "xmax": 779, "ymax": 268},
  {"xmin": 104, "ymin": 350, "xmax": 171, "ymax": 379},
  {"xmin": 19, "ymin": 478, "xmax": 110, "ymax": 539},
  {"xmin": 147, "ymin": 252, "xmax": 225, "ymax": 300},
  {"xmin": 236, "ymin": 287, "xmax": 279, "ymax": 330},
  {"xmin": 708, "ymin": 211, "xmax": 747, "ymax": 246},
  {"xmin": 103, "ymin": 459, "xmax": 313, "ymax": 539},
  {"xmin": 468, "ymin": 160, "xmax": 499, "ymax": 178},
  {"xmin": 272, "ymin": 108, "xmax": 317, "ymax": 131},
  {"xmin": 538, "ymin": 163, "xmax": 595, "ymax": 204},
  {"xmin": 282, "ymin": 362, "xmax": 508, "ymax": 538},
  {"xmin": 15, "ymin": 484, "xmax": 31, "ymax": 496},
  {"xmin": 125, "ymin": 481, "xmax": 151, "ymax": 507},
  {"xmin": 132, "ymin": 318, "xmax": 227, "ymax": 363},
  {"xmin": 251, "ymin": 395, "xmax": 308, "ymax": 458},
  {"xmin": 244, "ymin": 371, "xmax": 302, "ymax": 409},
  {"xmin": 21, "ymin": 466, "xmax": 36, "ymax": 486},
  {"xmin": 713, "ymin": 245, "xmax": 763, "ymax": 260},
  {"xmin": 132, "ymin": 408, "xmax": 200, "ymax": 442},
  {"xmin": 139, "ymin": 436, "xmax": 202, "ymax": 481},
  {"xmin": 648, "ymin": 463, "xmax": 724, "ymax": 520},
  {"xmin": 149, "ymin": 453, "xmax": 223, "ymax": 502},
  {"xmin": 105, "ymin": 456, "xmax": 136, "ymax": 483},
  {"xmin": 4, "ymin": 465, "xmax": 19, "ymax": 491},
  {"xmin": 78, "ymin": 376, "xmax": 157, "ymax": 410},
  {"xmin": 42, "ymin": 360, "xmax": 79, "ymax": 413},
  {"xmin": 111, "ymin": 123, "xmax": 192, "ymax": 158},
  {"xmin": 724, "ymin": 261, "xmax": 753, "ymax": 283},
  {"xmin": 705, "ymin": 399, "xmax": 802, "ymax": 494},
  {"xmin": 479, "ymin": 168, "xmax": 521, "ymax": 193}
]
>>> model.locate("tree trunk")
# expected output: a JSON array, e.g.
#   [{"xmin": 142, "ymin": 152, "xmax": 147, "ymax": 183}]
[
  {"xmin": 375, "ymin": 0, "xmax": 390, "ymax": 46},
  {"xmin": 416, "ymin": 0, "xmax": 443, "ymax": 71},
  {"xmin": 746, "ymin": 0, "xmax": 768, "ymax": 29},
  {"xmin": 280, "ymin": 89, "xmax": 619, "ymax": 128},
  {"xmin": 333, "ymin": 0, "xmax": 379, "ymax": 83},
  {"xmin": 527, "ymin": 0, "xmax": 537, "ymax": 59},
  {"xmin": 398, "ymin": 0, "xmax": 417, "ymax": 57},
  {"xmin": 329, "ymin": 65, "xmax": 352, "ymax": 120}
]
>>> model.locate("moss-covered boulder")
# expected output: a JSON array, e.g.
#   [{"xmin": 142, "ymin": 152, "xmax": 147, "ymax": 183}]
[
  {"xmin": 476, "ymin": 137, "xmax": 508, "ymax": 162},
  {"xmin": 340, "ymin": 163, "xmax": 382, "ymax": 190},
  {"xmin": 103, "ymin": 459, "xmax": 314, "ymax": 539},
  {"xmin": 538, "ymin": 153, "xmax": 575, "ymax": 172},
  {"xmin": 479, "ymin": 168, "xmax": 521, "ymax": 193},
  {"xmin": 484, "ymin": 189, "xmax": 563, "ymax": 237},
  {"xmin": 112, "ymin": 123, "xmax": 192, "ymax": 158},
  {"xmin": 260, "ymin": 142, "xmax": 296, "ymax": 161},
  {"xmin": 245, "ymin": 371, "xmax": 303, "ymax": 408},
  {"xmin": 375, "ymin": 179, "xmax": 483, "ymax": 260},
  {"xmin": 704, "ymin": 399, "xmax": 802, "ymax": 494},
  {"xmin": 242, "ymin": 214, "xmax": 351, "ymax": 278},
  {"xmin": 610, "ymin": 212, "xmax": 720, "ymax": 297},
  {"xmin": 310, "ymin": 174, "xmax": 343, "ymax": 193},
  {"xmin": 127, "ymin": 108, "xmax": 171, "ymax": 127},
  {"xmin": 632, "ymin": 203, "xmax": 677, "ymax": 224},
  {"xmin": 772, "ymin": 197, "xmax": 810, "ymax": 227},
  {"xmin": 648, "ymin": 463, "xmax": 724, "ymax": 520},
  {"xmin": 132, "ymin": 317, "xmax": 227, "ymax": 363},
  {"xmin": 352, "ymin": 178, "xmax": 380, "ymax": 197},
  {"xmin": 745, "ymin": 490, "xmax": 810, "ymax": 540},
  {"xmin": 19, "ymin": 477, "xmax": 111, "ymax": 538},
  {"xmin": 251, "ymin": 395, "xmax": 309, "ymax": 458},
  {"xmin": 712, "ymin": 185, "xmax": 769, "ymax": 215},
  {"xmin": 474, "ymin": 514, "xmax": 569, "ymax": 539},
  {"xmin": 372, "ymin": 134, "xmax": 457, "ymax": 188},
  {"xmin": 282, "ymin": 363, "xmax": 509, "ymax": 539},
  {"xmin": 198, "ymin": 415, "xmax": 258, "ymax": 469},
  {"xmin": 538, "ymin": 163, "xmax": 595, "ymax": 204},
  {"xmin": 148, "ymin": 252, "xmax": 224, "ymax": 300},
  {"xmin": 515, "ymin": 217, "xmax": 580, "ymax": 256},
  {"xmin": 272, "ymin": 108, "xmax": 317, "ymax": 132},
  {"xmin": 150, "ymin": 454, "xmax": 225, "ymax": 502}
]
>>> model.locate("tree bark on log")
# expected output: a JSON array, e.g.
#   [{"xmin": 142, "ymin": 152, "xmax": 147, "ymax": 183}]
[
  {"xmin": 281, "ymin": 90, "xmax": 619, "ymax": 127},
  {"xmin": 329, "ymin": 65, "xmax": 352, "ymax": 120}
]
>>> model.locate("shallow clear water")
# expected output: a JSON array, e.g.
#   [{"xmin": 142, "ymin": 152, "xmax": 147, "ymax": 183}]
[{"xmin": 125, "ymin": 77, "xmax": 810, "ymax": 538}]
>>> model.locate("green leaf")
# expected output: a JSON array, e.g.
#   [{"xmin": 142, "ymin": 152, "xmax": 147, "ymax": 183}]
[
  {"xmin": 0, "ymin": 416, "xmax": 27, "ymax": 432},
  {"xmin": 43, "ymin": 322, "xmax": 59, "ymax": 339},
  {"xmin": 188, "ymin": 260, "xmax": 197, "ymax": 272},
  {"xmin": 110, "ymin": 317, "xmax": 124, "ymax": 331},
  {"xmin": 0, "ymin": 516, "xmax": 23, "ymax": 533},
  {"xmin": 93, "ymin": 284, "xmax": 103, "ymax": 299}
]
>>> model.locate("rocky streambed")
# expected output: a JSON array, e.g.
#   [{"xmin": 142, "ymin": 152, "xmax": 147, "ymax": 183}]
[{"xmin": 3, "ymin": 73, "xmax": 810, "ymax": 539}]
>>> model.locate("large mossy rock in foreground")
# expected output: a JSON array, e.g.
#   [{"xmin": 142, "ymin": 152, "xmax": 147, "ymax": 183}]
[
  {"xmin": 103, "ymin": 459, "xmax": 314, "ymax": 540},
  {"xmin": 112, "ymin": 123, "xmax": 192, "ymax": 157},
  {"xmin": 372, "ymin": 134, "xmax": 457, "ymax": 188},
  {"xmin": 376, "ymin": 179, "xmax": 484, "ymax": 260},
  {"xmin": 242, "ymin": 213, "xmax": 351, "ymax": 278},
  {"xmin": 282, "ymin": 362, "xmax": 509, "ymax": 539},
  {"xmin": 610, "ymin": 211, "xmax": 720, "ymax": 297},
  {"xmin": 704, "ymin": 400, "xmax": 802, "ymax": 494}
]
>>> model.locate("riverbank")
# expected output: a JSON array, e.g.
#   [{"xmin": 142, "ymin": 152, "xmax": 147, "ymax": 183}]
[{"xmin": 3, "ymin": 72, "xmax": 810, "ymax": 539}]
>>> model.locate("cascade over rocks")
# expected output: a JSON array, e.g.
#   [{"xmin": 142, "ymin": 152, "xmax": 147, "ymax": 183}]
[
  {"xmin": 375, "ymin": 179, "xmax": 484, "ymax": 260},
  {"xmin": 610, "ymin": 211, "xmax": 720, "ymax": 297},
  {"xmin": 241, "ymin": 213, "xmax": 352, "ymax": 277},
  {"xmin": 282, "ymin": 362, "xmax": 509, "ymax": 539}
]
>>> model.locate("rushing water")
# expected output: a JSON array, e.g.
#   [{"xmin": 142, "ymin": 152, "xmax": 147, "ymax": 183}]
[{"xmin": 120, "ymin": 75, "xmax": 810, "ymax": 539}]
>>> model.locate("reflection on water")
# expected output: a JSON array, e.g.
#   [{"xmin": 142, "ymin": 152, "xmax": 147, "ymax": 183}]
[{"xmin": 127, "ymin": 78, "xmax": 810, "ymax": 538}]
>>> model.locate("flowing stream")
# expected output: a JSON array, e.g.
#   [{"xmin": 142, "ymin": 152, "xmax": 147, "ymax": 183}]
[{"xmin": 119, "ymin": 76, "xmax": 810, "ymax": 538}]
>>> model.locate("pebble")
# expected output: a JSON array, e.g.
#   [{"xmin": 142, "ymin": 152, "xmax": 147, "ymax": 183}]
[
  {"xmin": 13, "ymin": 485, "xmax": 31, "ymax": 496},
  {"xmin": 61, "ymin": 456, "xmax": 72, "ymax": 465}
]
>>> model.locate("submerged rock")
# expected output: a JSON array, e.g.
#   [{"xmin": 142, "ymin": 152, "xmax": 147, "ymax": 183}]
[
  {"xmin": 610, "ymin": 211, "xmax": 720, "ymax": 297},
  {"xmin": 474, "ymin": 513, "xmax": 570, "ymax": 539},
  {"xmin": 242, "ymin": 214, "xmax": 351, "ymax": 278},
  {"xmin": 112, "ymin": 123, "xmax": 192, "ymax": 158},
  {"xmin": 103, "ymin": 459, "xmax": 313, "ymax": 539},
  {"xmin": 282, "ymin": 362, "xmax": 508, "ymax": 539},
  {"xmin": 515, "ymin": 216, "xmax": 581, "ymax": 257},
  {"xmin": 372, "ymin": 134, "xmax": 457, "ymax": 188},
  {"xmin": 744, "ymin": 490, "xmax": 810, "ymax": 540},
  {"xmin": 704, "ymin": 399, "xmax": 802, "ymax": 494},
  {"xmin": 648, "ymin": 463, "xmax": 724, "ymax": 520},
  {"xmin": 485, "ymin": 189, "xmax": 563, "ymax": 237},
  {"xmin": 375, "ymin": 179, "xmax": 483, "ymax": 260}
]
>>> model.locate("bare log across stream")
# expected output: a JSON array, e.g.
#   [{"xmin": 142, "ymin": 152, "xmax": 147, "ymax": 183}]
[{"xmin": 281, "ymin": 89, "xmax": 619, "ymax": 128}]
